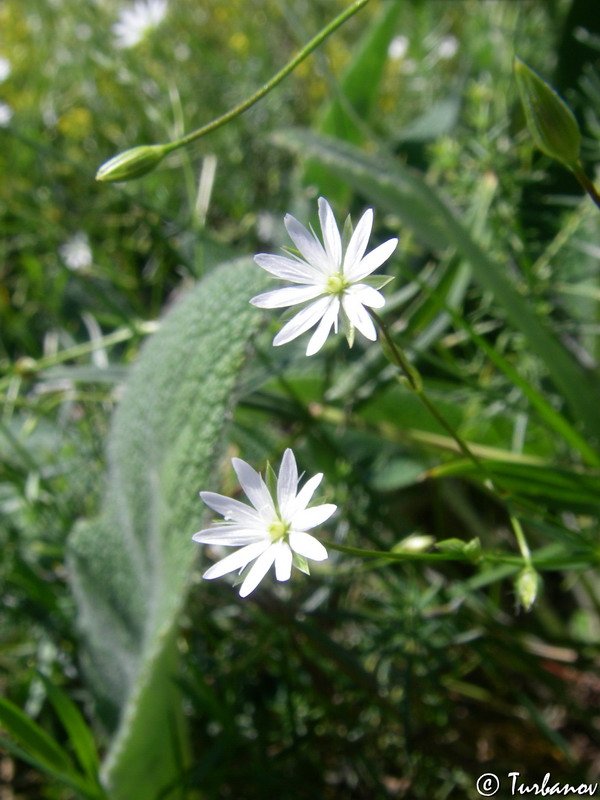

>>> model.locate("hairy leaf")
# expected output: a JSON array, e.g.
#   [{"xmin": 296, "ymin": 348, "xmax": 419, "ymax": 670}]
[{"xmin": 68, "ymin": 259, "xmax": 267, "ymax": 800}]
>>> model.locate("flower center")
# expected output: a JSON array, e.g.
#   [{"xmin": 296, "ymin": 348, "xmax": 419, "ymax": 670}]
[
  {"xmin": 268, "ymin": 519, "xmax": 289, "ymax": 541},
  {"xmin": 325, "ymin": 272, "xmax": 348, "ymax": 296}
]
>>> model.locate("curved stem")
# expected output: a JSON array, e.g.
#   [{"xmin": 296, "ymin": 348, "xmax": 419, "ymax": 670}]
[
  {"xmin": 325, "ymin": 540, "xmax": 595, "ymax": 571},
  {"xmin": 368, "ymin": 308, "xmax": 539, "ymax": 559},
  {"xmin": 509, "ymin": 514, "xmax": 532, "ymax": 566},
  {"xmin": 571, "ymin": 161, "xmax": 600, "ymax": 211},
  {"xmin": 368, "ymin": 309, "xmax": 492, "ymax": 480},
  {"xmin": 167, "ymin": 0, "xmax": 371, "ymax": 153}
]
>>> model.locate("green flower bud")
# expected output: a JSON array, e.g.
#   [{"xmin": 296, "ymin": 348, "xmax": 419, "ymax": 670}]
[
  {"xmin": 515, "ymin": 566, "xmax": 540, "ymax": 612},
  {"xmin": 436, "ymin": 537, "xmax": 481, "ymax": 563},
  {"xmin": 96, "ymin": 143, "xmax": 169, "ymax": 182},
  {"xmin": 514, "ymin": 57, "xmax": 581, "ymax": 169}
]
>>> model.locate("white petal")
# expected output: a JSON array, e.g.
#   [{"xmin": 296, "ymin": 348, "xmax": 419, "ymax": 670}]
[
  {"xmin": 318, "ymin": 197, "xmax": 342, "ymax": 270},
  {"xmin": 199, "ymin": 491, "xmax": 263, "ymax": 526},
  {"xmin": 348, "ymin": 284, "xmax": 386, "ymax": 309},
  {"xmin": 273, "ymin": 296, "xmax": 331, "ymax": 346},
  {"xmin": 289, "ymin": 531, "xmax": 328, "ymax": 562},
  {"xmin": 286, "ymin": 472, "xmax": 323, "ymax": 519},
  {"xmin": 202, "ymin": 540, "xmax": 270, "ymax": 580},
  {"xmin": 291, "ymin": 503, "xmax": 337, "ymax": 530},
  {"xmin": 274, "ymin": 541, "xmax": 293, "ymax": 582},
  {"xmin": 345, "ymin": 237, "xmax": 398, "ymax": 282},
  {"xmin": 343, "ymin": 208, "xmax": 373, "ymax": 274},
  {"xmin": 239, "ymin": 544, "xmax": 278, "ymax": 597},
  {"xmin": 254, "ymin": 253, "xmax": 323, "ymax": 285},
  {"xmin": 232, "ymin": 458, "xmax": 276, "ymax": 517},
  {"xmin": 250, "ymin": 285, "xmax": 323, "ymax": 309},
  {"xmin": 193, "ymin": 527, "xmax": 267, "ymax": 546},
  {"xmin": 284, "ymin": 214, "xmax": 329, "ymax": 273},
  {"xmin": 342, "ymin": 294, "xmax": 377, "ymax": 341},
  {"xmin": 277, "ymin": 448, "xmax": 298, "ymax": 515},
  {"xmin": 306, "ymin": 297, "xmax": 340, "ymax": 356}
]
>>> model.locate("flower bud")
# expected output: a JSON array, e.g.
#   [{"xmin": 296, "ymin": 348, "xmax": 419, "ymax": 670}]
[
  {"xmin": 514, "ymin": 57, "xmax": 581, "ymax": 169},
  {"xmin": 436, "ymin": 537, "xmax": 481, "ymax": 563},
  {"xmin": 515, "ymin": 566, "xmax": 540, "ymax": 612},
  {"xmin": 393, "ymin": 534, "xmax": 435, "ymax": 554},
  {"xmin": 96, "ymin": 143, "xmax": 169, "ymax": 182}
]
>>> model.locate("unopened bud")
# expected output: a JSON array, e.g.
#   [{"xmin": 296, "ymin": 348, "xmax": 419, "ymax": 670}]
[
  {"xmin": 436, "ymin": 537, "xmax": 481, "ymax": 563},
  {"xmin": 514, "ymin": 58, "xmax": 581, "ymax": 169},
  {"xmin": 515, "ymin": 566, "xmax": 540, "ymax": 612},
  {"xmin": 14, "ymin": 356, "xmax": 37, "ymax": 376},
  {"xmin": 393, "ymin": 534, "xmax": 435, "ymax": 554},
  {"xmin": 96, "ymin": 143, "xmax": 169, "ymax": 182}
]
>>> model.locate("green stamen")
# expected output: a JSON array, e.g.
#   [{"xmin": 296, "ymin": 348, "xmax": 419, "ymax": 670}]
[
  {"xmin": 269, "ymin": 519, "xmax": 289, "ymax": 541},
  {"xmin": 326, "ymin": 273, "xmax": 347, "ymax": 295}
]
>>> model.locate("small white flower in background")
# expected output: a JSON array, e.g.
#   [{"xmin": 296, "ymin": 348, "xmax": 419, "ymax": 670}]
[
  {"xmin": 59, "ymin": 232, "xmax": 93, "ymax": 271},
  {"xmin": 112, "ymin": 0, "xmax": 168, "ymax": 49},
  {"xmin": 388, "ymin": 35, "xmax": 409, "ymax": 61},
  {"xmin": 194, "ymin": 449, "xmax": 336, "ymax": 598},
  {"xmin": 0, "ymin": 57, "xmax": 11, "ymax": 82},
  {"xmin": 436, "ymin": 35, "xmax": 459, "ymax": 60},
  {"xmin": 251, "ymin": 197, "xmax": 398, "ymax": 355},
  {"xmin": 0, "ymin": 102, "xmax": 13, "ymax": 127}
]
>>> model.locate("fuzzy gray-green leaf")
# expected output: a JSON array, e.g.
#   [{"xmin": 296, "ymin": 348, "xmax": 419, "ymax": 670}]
[{"xmin": 68, "ymin": 259, "xmax": 267, "ymax": 800}]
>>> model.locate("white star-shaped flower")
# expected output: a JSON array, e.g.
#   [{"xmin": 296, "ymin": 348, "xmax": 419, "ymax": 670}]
[
  {"xmin": 112, "ymin": 0, "xmax": 168, "ymax": 49},
  {"xmin": 193, "ymin": 449, "xmax": 336, "ymax": 598},
  {"xmin": 251, "ymin": 197, "xmax": 398, "ymax": 356}
]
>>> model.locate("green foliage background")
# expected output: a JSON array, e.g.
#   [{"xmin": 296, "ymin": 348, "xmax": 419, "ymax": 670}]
[{"xmin": 1, "ymin": 0, "xmax": 600, "ymax": 798}]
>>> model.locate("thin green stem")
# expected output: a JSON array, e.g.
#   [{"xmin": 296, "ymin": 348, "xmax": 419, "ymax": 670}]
[
  {"xmin": 167, "ymin": 0, "xmax": 370, "ymax": 153},
  {"xmin": 368, "ymin": 309, "xmax": 493, "ymax": 480},
  {"xmin": 571, "ymin": 161, "xmax": 600, "ymax": 211},
  {"xmin": 324, "ymin": 540, "xmax": 596, "ymax": 571},
  {"xmin": 367, "ymin": 308, "xmax": 539, "ymax": 559},
  {"xmin": 509, "ymin": 514, "xmax": 532, "ymax": 566},
  {"xmin": 1, "ymin": 321, "xmax": 158, "ymax": 392}
]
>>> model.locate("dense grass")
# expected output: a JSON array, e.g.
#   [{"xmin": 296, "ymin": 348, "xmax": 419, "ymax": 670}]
[{"xmin": 2, "ymin": 0, "xmax": 600, "ymax": 798}]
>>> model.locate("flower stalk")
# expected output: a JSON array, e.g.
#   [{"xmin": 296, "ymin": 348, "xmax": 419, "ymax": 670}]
[
  {"xmin": 368, "ymin": 308, "xmax": 492, "ymax": 476},
  {"xmin": 368, "ymin": 308, "xmax": 537, "ymax": 565},
  {"xmin": 97, "ymin": 0, "xmax": 371, "ymax": 181},
  {"xmin": 571, "ymin": 162, "xmax": 600, "ymax": 212}
]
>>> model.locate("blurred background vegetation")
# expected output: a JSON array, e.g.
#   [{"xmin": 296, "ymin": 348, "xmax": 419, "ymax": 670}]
[{"xmin": 1, "ymin": 0, "xmax": 600, "ymax": 797}]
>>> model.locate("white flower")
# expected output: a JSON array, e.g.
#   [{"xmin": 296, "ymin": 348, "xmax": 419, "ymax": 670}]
[
  {"xmin": 388, "ymin": 35, "xmax": 409, "ymax": 61},
  {"xmin": 193, "ymin": 449, "xmax": 336, "ymax": 598},
  {"xmin": 59, "ymin": 232, "xmax": 93, "ymax": 271},
  {"xmin": 251, "ymin": 197, "xmax": 398, "ymax": 355},
  {"xmin": 0, "ymin": 57, "xmax": 11, "ymax": 83},
  {"xmin": 0, "ymin": 102, "xmax": 13, "ymax": 127},
  {"xmin": 436, "ymin": 35, "xmax": 458, "ymax": 60},
  {"xmin": 112, "ymin": 0, "xmax": 168, "ymax": 49}
]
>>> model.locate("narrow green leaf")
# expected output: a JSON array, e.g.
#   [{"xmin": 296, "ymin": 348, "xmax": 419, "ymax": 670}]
[
  {"xmin": 430, "ymin": 459, "xmax": 600, "ymax": 513},
  {"xmin": 37, "ymin": 672, "xmax": 101, "ymax": 782},
  {"xmin": 68, "ymin": 259, "xmax": 268, "ymax": 800},
  {"xmin": 272, "ymin": 128, "xmax": 600, "ymax": 442},
  {"xmin": 410, "ymin": 266, "xmax": 600, "ymax": 466},
  {"xmin": 0, "ymin": 696, "xmax": 74, "ymax": 776},
  {"xmin": 0, "ymin": 735, "xmax": 104, "ymax": 800},
  {"xmin": 302, "ymin": 0, "xmax": 402, "ymax": 201}
]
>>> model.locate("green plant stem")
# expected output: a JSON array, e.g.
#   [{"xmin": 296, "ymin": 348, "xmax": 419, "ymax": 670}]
[
  {"xmin": 324, "ymin": 540, "xmax": 595, "ymax": 571},
  {"xmin": 165, "ymin": 0, "xmax": 371, "ymax": 154},
  {"xmin": 368, "ymin": 308, "xmax": 538, "ymax": 559},
  {"xmin": 368, "ymin": 309, "xmax": 492, "ymax": 480},
  {"xmin": 510, "ymin": 514, "xmax": 532, "ymax": 566},
  {"xmin": 1, "ymin": 321, "xmax": 158, "ymax": 392},
  {"xmin": 571, "ymin": 161, "xmax": 600, "ymax": 211}
]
